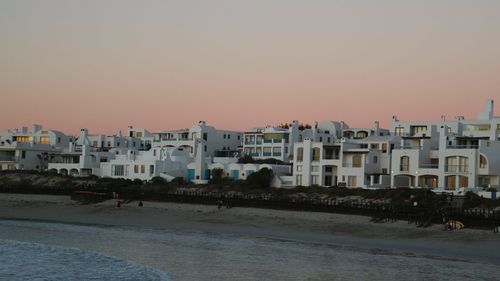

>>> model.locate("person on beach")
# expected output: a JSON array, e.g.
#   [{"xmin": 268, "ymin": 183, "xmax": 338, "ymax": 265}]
[
  {"xmin": 138, "ymin": 201, "xmax": 143, "ymax": 207},
  {"xmin": 217, "ymin": 200, "xmax": 223, "ymax": 210}
]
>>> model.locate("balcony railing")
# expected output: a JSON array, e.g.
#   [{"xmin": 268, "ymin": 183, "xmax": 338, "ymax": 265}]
[
  {"xmin": 263, "ymin": 152, "xmax": 272, "ymax": 157},
  {"xmin": 162, "ymin": 138, "xmax": 193, "ymax": 141},
  {"xmin": 0, "ymin": 156, "xmax": 15, "ymax": 162},
  {"xmin": 401, "ymin": 145, "xmax": 421, "ymax": 150},
  {"xmin": 244, "ymin": 141, "xmax": 255, "ymax": 145},
  {"xmin": 323, "ymin": 155, "xmax": 340, "ymax": 160},
  {"xmin": 343, "ymin": 162, "xmax": 362, "ymax": 168},
  {"xmin": 445, "ymin": 165, "xmax": 469, "ymax": 173},
  {"xmin": 447, "ymin": 145, "xmax": 479, "ymax": 149},
  {"xmin": 273, "ymin": 152, "xmax": 282, "ymax": 157},
  {"xmin": 419, "ymin": 164, "xmax": 439, "ymax": 169}
]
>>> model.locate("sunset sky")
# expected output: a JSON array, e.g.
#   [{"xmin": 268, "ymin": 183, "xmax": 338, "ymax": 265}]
[{"xmin": 1, "ymin": 0, "xmax": 499, "ymax": 135}]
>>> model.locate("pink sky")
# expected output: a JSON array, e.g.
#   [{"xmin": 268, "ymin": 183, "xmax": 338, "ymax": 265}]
[{"xmin": 1, "ymin": 1, "xmax": 499, "ymax": 135}]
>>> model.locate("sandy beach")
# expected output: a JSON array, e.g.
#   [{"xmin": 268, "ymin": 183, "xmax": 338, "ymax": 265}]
[
  {"xmin": 0, "ymin": 193, "xmax": 498, "ymax": 244},
  {"xmin": 0, "ymin": 193, "xmax": 495, "ymax": 239}
]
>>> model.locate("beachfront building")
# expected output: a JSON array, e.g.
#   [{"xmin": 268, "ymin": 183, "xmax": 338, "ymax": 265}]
[
  {"xmin": 390, "ymin": 100, "xmax": 500, "ymax": 193},
  {"xmin": 152, "ymin": 121, "xmax": 242, "ymax": 157},
  {"xmin": 342, "ymin": 121, "xmax": 390, "ymax": 140},
  {"xmin": 292, "ymin": 135, "xmax": 398, "ymax": 188},
  {"xmin": 0, "ymin": 142, "xmax": 62, "ymax": 171},
  {"xmin": 47, "ymin": 143, "xmax": 110, "ymax": 177},
  {"xmin": 74, "ymin": 128, "xmax": 143, "ymax": 152},
  {"xmin": 100, "ymin": 146, "xmax": 194, "ymax": 181},
  {"xmin": 127, "ymin": 126, "xmax": 154, "ymax": 150},
  {"xmin": 0, "ymin": 125, "xmax": 72, "ymax": 171},
  {"xmin": 242, "ymin": 120, "xmax": 344, "ymax": 163},
  {"xmin": 0, "ymin": 124, "xmax": 72, "ymax": 149}
]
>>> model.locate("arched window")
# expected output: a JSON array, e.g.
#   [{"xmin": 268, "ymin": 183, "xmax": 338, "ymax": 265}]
[{"xmin": 400, "ymin": 156, "xmax": 410, "ymax": 172}]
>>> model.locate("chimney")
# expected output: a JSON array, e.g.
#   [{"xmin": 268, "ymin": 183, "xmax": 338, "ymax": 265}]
[{"xmin": 32, "ymin": 124, "xmax": 42, "ymax": 134}]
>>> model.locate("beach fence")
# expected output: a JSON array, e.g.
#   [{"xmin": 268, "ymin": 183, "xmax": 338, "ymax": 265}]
[{"xmin": 139, "ymin": 190, "xmax": 500, "ymax": 229}]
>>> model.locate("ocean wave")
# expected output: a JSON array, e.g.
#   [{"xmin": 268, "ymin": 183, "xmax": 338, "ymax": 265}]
[{"xmin": 0, "ymin": 239, "xmax": 171, "ymax": 281}]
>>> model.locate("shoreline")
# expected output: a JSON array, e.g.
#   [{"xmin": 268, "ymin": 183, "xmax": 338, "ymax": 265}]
[{"xmin": 1, "ymin": 193, "xmax": 500, "ymax": 265}]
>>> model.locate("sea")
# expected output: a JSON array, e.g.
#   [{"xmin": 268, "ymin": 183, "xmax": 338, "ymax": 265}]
[{"xmin": 0, "ymin": 219, "xmax": 499, "ymax": 281}]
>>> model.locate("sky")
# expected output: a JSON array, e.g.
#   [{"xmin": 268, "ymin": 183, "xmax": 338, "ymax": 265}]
[{"xmin": 1, "ymin": 0, "xmax": 499, "ymax": 135}]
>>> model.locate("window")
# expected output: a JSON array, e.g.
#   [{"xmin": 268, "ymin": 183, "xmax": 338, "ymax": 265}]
[
  {"xmin": 348, "ymin": 176, "xmax": 357, "ymax": 187},
  {"xmin": 311, "ymin": 175, "xmax": 319, "ymax": 185},
  {"xmin": 327, "ymin": 137, "xmax": 331, "ymax": 143},
  {"xmin": 21, "ymin": 151, "xmax": 26, "ymax": 159},
  {"xmin": 57, "ymin": 137, "xmax": 61, "ymax": 143},
  {"xmin": 40, "ymin": 136, "xmax": 50, "ymax": 144},
  {"xmin": 13, "ymin": 136, "xmax": 33, "ymax": 142},
  {"xmin": 400, "ymin": 156, "xmax": 410, "ymax": 172},
  {"xmin": 114, "ymin": 165, "xmax": 125, "ymax": 176},
  {"xmin": 228, "ymin": 134, "xmax": 231, "ymax": 139},
  {"xmin": 153, "ymin": 149, "xmax": 157, "ymax": 157},
  {"xmin": 296, "ymin": 148, "xmax": 303, "ymax": 161},
  {"xmin": 373, "ymin": 156, "xmax": 378, "ymax": 164},
  {"xmin": 371, "ymin": 144, "xmax": 379, "ymax": 149},
  {"xmin": 223, "ymin": 134, "xmax": 226, "ymax": 139},
  {"xmin": 410, "ymin": 126, "xmax": 427, "ymax": 135},
  {"xmin": 296, "ymin": 175, "xmax": 302, "ymax": 185},
  {"xmin": 446, "ymin": 176, "xmax": 456, "ymax": 190},
  {"xmin": 325, "ymin": 166, "xmax": 333, "ymax": 173},
  {"xmin": 141, "ymin": 165, "xmax": 145, "ymax": 173},
  {"xmin": 480, "ymin": 155, "xmax": 487, "ymax": 169},
  {"xmin": 92, "ymin": 140, "xmax": 98, "ymax": 147},
  {"xmin": 150, "ymin": 165, "xmax": 155, "ymax": 175},
  {"xmin": 296, "ymin": 165, "xmax": 303, "ymax": 172},
  {"xmin": 237, "ymin": 136, "xmax": 241, "ymax": 140},
  {"xmin": 134, "ymin": 165, "xmax": 139, "ymax": 173},
  {"xmin": 203, "ymin": 133, "xmax": 208, "ymax": 141},
  {"xmin": 394, "ymin": 127, "xmax": 405, "ymax": 136},
  {"xmin": 107, "ymin": 141, "xmax": 111, "ymax": 147},
  {"xmin": 353, "ymin": 155, "xmax": 362, "ymax": 167},
  {"xmin": 312, "ymin": 148, "xmax": 321, "ymax": 161},
  {"xmin": 382, "ymin": 143, "xmax": 388, "ymax": 153},
  {"xmin": 204, "ymin": 145, "xmax": 207, "ymax": 152},
  {"xmin": 311, "ymin": 165, "xmax": 319, "ymax": 172}
]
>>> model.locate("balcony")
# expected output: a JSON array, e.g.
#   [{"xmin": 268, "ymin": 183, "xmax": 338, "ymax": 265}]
[
  {"xmin": 447, "ymin": 145, "xmax": 479, "ymax": 149},
  {"xmin": 419, "ymin": 164, "xmax": 439, "ymax": 169},
  {"xmin": 263, "ymin": 152, "xmax": 272, "ymax": 157},
  {"xmin": 244, "ymin": 141, "xmax": 256, "ymax": 145},
  {"xmin": 273, "ymin": 152, "xmax": 282, "ymax": 157},
  {"xmin": 323, "ymin": 155, "xmax": 340, "ymax": 160},
  {"xmin": 0, "ymin": 155, "xmax": 15, "ymax": 162},
  {"xmin": 342, "ymin": 162, "xmax": 362, "ymax": 168},
  {"xmin": 445, "ymin": 165, "xmax": 469, "ymax": 173},
  {"xmin": 401, "ymin": 145, "xmax": 421, "ymax": 150},
  {"xmin": 162, "ymin": 138, "xmax": 193, "ymax": 142}
]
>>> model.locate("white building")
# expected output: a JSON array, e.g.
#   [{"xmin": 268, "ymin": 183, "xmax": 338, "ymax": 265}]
[
  {"xmin": 0, "ymin": 142, "xmax": 61, "ymax": 171},
  {"xmin": 153, "ymin": 121, "xmax": 242, "ymax": 157},
  {"xmin": 391, "ymin": 100, "xmax": 500, "ymax": 193},
  {"xmin": 100, "ymin": 146, "xmax": 193, "ymax": 181},
  {"xmin": 292, "ymin": 135, "xmax": 397, "ymax": 188},
  {"xmin": 0, "ymin": 124, "xmax": 71, "ymax": 148},
  {"xmin": 243, "ymin": 120, "xmax": 344, "ymax": 163}
]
